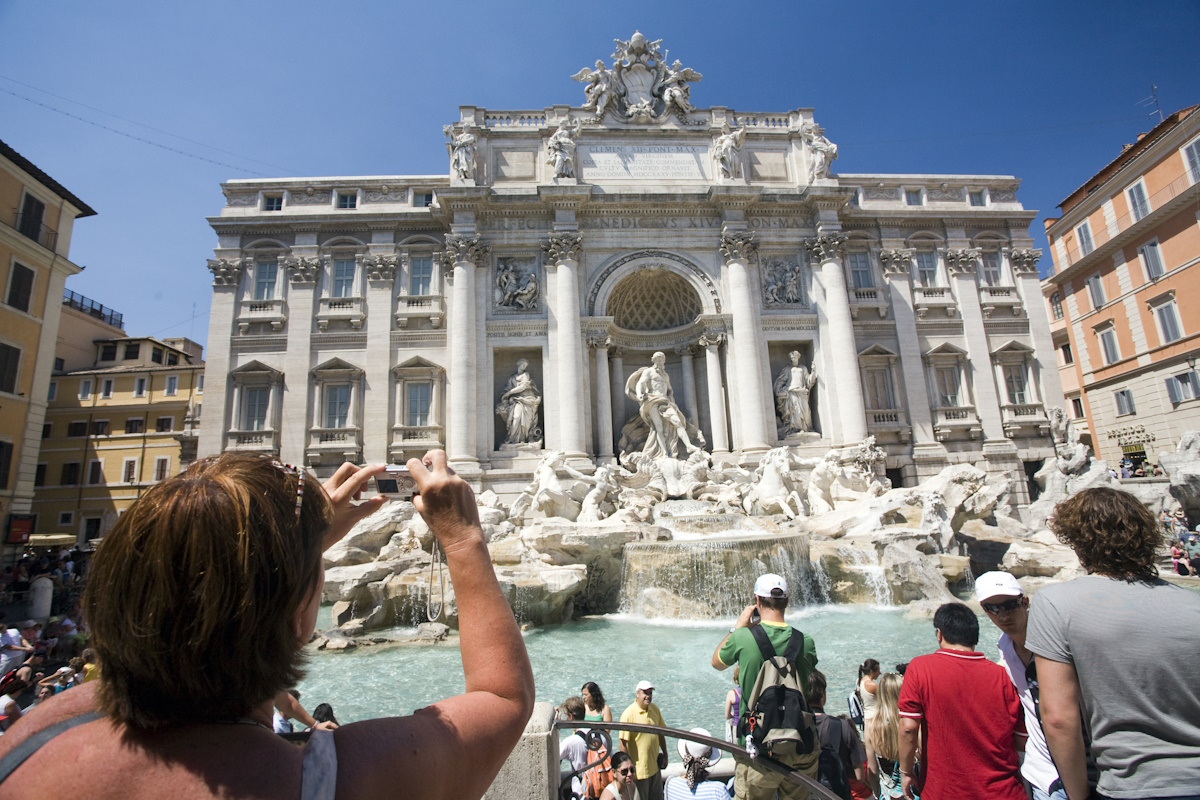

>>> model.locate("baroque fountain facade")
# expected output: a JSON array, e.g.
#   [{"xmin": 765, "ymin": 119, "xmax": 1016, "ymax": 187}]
[{"xmin": 193, "ymin": 32, "xmax": 1194, "ymax": 639}]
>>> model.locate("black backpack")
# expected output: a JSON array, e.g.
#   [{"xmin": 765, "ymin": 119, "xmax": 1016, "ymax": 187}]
[
  {"xmin": 815, "ymin": 714, "xmax": 852, "ymax": 800},
  {"xmin": 740, "ymin": 626, "xmax": 817, "ymax": 758}
]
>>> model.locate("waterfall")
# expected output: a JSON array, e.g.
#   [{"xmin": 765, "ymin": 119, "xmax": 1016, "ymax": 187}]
[
  {"xmin": 618, "ymin": 533, "xmax": 823, "ymax": 619},
  {"xmin": 804, "ymin": 556, "xmax": 833, "ymax": 606},
  {"xmin": 837, "ymin": 545, "xmax": 894, "ymax": 606}
]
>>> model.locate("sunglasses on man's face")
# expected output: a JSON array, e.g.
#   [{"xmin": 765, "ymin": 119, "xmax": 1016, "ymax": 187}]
[{"xmin": 982, "ymin": 597, "xmax": 1024, "ymax": 614}]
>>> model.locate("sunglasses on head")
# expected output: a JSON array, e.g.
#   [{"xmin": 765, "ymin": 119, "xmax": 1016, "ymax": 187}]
[{"xmin": 982, "ymin": 597, "xmax": 1024, "ymax": 614}]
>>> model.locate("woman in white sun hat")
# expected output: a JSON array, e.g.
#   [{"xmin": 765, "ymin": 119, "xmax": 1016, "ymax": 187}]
[{"xmin": 664, "ymin": 728, "xmax": 732, "ymax": 800}]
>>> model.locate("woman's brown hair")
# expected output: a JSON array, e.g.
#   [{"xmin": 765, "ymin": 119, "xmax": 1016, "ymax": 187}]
[
  {"xmin": 84, "ymin": 453, "xmax": 331, "ymax": 730},
  {"xmin": 1049, "ymin": 486, "xmax": 1162, "ymax": 581}
]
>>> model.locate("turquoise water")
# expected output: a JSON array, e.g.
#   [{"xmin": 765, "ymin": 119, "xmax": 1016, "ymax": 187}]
[{"xmin": 297, "ymin": 605, "xmax": 1002, "ymax": 733}]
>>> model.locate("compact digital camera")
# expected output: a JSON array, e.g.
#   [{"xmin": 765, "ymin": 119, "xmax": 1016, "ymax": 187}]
[{"xmin": 373, "ymin": 466, "xmax": 417, "ymax": 499}]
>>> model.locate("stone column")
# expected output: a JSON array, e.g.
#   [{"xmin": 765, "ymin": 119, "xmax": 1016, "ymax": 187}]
[
  {"xmin": 199, "ymin": 258, "xmax": 246, "ymax": 457},
  {"xmin": 699, "ymin": 333, "xmax": 730, "ymax": 453},
  {"xmin": 720, "ymin": 232, "xmax": 771, "ymax": 452},
  {"xmin": 676, "ymin": 345, "xmax": 699, "ymax": 428},
  {"xmin": 1012, "ymin": 247, "xmax": 1064, "ymax": 409},
  {"xmin": 362, "ymin": 253, "xmax": 398, "ymax": 463},
  {"xmin": 590, "ymin": 335, "xmax": 614, "ymax": 460},
  {"xmin": 544, "ymin": 233, "xmax": 587, "ymax": 458},
  {"xmin": 610, "ymin": 349, "xmax": 626, "ymax": 441},
  {"xmin": 280, "ymin": 255, "xmax": 319, "ymax": 465},
  {"xmin": 805, "ymin": 232, "xmax": 868, "ymax": 443},
  {"xmin": 446, "ymin": 235, "xmax": 488, "ymax": 466},
  {"xmin": 946, "ymin": 249, "xmax": 1005, "ymax": 441}
]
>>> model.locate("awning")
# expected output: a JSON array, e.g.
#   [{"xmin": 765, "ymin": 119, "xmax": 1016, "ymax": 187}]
[{"xmin": 27, "ymin": 534, "xmax": 76, "ymax": 548}]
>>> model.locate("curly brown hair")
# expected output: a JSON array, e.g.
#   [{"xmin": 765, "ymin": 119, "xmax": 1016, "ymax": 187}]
[{"xmin": 1049, "ymin": 487, "xmax": 1162, "ymax": 580}]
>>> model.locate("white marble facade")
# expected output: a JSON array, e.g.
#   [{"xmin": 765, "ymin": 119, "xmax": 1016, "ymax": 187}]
[{"xmin": 200, "ymin": 32, "xmax": 1063, "ymax": 502}]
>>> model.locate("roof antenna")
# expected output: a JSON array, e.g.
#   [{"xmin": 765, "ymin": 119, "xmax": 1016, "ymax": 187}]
[{"xmin": 1137, "ymin": 85, "xmax": 1164, "ymax": 124}]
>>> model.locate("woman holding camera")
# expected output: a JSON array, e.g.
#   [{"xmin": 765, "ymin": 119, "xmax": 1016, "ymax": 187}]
[{"xmin": 0, "ymin": 451, "xmax": 534, "ymax": 800}]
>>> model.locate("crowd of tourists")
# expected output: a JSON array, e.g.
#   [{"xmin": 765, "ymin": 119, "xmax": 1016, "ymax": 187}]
[
  {"xmin": 0, "ymin": 450, "xmax": 1195, "ymax": 800},
  {"xmin": 559, "ymin": 487, "xmax": 1200, "ymax": 800}
]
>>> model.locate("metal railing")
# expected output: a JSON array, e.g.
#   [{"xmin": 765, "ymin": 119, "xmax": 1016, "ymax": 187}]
[
  {"xmin": 552, "ymin": 720, "xmax": 840, "ymax": 800},
  {"xmin": 12, "ymin": 210, "xmax": 58, "ymax": 250},
  {"xmin": 63, "ymin": 289, "xmax": 124, "ymax": 329}
]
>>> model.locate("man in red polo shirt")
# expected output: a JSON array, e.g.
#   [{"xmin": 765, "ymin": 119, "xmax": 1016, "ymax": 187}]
[{"xmin": 897, "ymin": 602, "xmax": 1025, "ymax": 800}]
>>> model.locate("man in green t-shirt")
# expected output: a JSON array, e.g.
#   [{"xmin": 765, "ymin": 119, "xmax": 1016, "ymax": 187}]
[{"xmin": 711, "ymin": 573, "xmax": 819, "ymax": 800}]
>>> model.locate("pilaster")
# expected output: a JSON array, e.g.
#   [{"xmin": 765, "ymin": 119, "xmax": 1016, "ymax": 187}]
[
  {"xmin": 199, "ymin": 258, "xmax": 247, "ymax": 458},
  {"xmin": 362, "ymin": 246, "xmax": 398, "ymax": 464},
  {"xmin": 544, "ymin": 232, "xmax": 587, "ymax": 458},
  {"xmin": 949, "ymin": 253, "xmax": 1005, "ymax": 441},
  {"xmin": 280, "ymin": 256, "xmax": 318, "ymax": 465}
]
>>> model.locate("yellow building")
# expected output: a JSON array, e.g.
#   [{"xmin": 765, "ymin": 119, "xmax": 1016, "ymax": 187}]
[
  {"xmin": 33, "ymin": 300, "xmax": 204, "ymax": 544},
  {"xmin": 0, "ymin": 139, "xmax": 95, "ymax": 543}
]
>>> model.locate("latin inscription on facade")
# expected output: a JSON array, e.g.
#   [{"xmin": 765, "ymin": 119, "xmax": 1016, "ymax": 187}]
[{"xmin": 579, "ymin": 145, "xmax": 708, "ymax": 180}]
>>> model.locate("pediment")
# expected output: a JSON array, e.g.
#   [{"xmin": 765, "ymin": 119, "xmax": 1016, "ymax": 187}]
[
  {"xmin": 858, "ymin": 343, "xmax": 897, "ymax": 357},
  {"xmin": 925, "ymin": 343, "xmax": 968, "ymax": 357},
  {"xmin": 392, "ymin": 356, "xmax": 444, "ymax": 376},
  {"xmin": 231, "ymin": 360, "xmax": 282, "ymax": 378},
  {"xmin": 312, "ymin": 357, "xmax": 363, "ymax": 377},
  {"xmin": 990, "ymin": 339, "xmax": 1035, "ymax": 355}
]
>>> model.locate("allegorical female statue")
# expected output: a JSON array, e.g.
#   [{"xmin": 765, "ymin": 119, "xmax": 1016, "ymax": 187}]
[
  {"xmin": 496, "ymin": 359, "xmax": 542, "ymax": 444},
  {"xmin": 774, "ymin": 350, "xmax": 817, "ymax": 435}
]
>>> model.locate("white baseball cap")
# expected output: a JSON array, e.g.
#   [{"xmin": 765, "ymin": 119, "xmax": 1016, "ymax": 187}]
[
  {"xmin": 754, "ymin": 573, "xmax": 788, "ymax": 598},
  {"xmin": 975, "ymin": 571, "xmax": 1023, "ymax": 602},
  {"xmin": 635, "ymin": 680, "xmax": 655, "ymax": 692}
]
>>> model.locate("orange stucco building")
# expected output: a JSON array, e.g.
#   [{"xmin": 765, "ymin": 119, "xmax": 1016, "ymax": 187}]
[{"xmin": 1042, "ymin": 105, "xmax": 1200, "ymax": 466}]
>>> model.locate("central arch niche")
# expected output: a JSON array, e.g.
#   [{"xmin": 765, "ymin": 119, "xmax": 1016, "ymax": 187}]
[{"xmin": 608, "ymin": 268, "xmax": 702, "ymax": 331}]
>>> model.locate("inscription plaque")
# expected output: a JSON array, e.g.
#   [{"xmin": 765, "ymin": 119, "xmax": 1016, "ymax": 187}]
[{"xmin": 579, "ymin": 145, "xmax": 708, "ymax": 180}]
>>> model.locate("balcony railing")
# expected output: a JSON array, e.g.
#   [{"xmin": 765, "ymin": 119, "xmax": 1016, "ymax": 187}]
[
  {"xmin": 866, "ymin": 407, "xmax": 909, "ymax": 440},
  {"xmin": 389, "ymin": 424, "xmax": 443, "ymax": 459},
  {"xmin": 1055, "ymin": 173, "xmax": 1197, "ymax": 269},
  {"xmin": 980, "ymin": 285, "xmax": 1022, "ymax": 317},
  {"xmin": 316, "ymin": 296, "xmax": 365, "ymax": 332},
  {"xmin": 849, "ymin": 287, "xmax": 889, "ymax": 318},
  {"xmin": 1002, "ymin": 402, "xmax": 1047, "ymax": 423},
  {"xmin": 933, "ymin": 405, "xmax": 981, "ymax": 441},
  {"xmin": 63, "ymin": 289, "xmax": 124, "ymax": 329},
  {"xmin": 237, "ymin": 298, "xmax": 287, "ymax": 333},
  {"xmin": 913, "ymin": 286, "xmax": 957, "ymax": 318},
  {"xmin": 11, "ymin": 210, "xmax": 58, "ymax": 251},
  {"xmin": 227, "ymin": 429, "xmax": 279, "ymax": 453},
  {"xmin": 395, "ymin": 294, "xmax": 445, "ymax": 328},
  {"xmin": 306, "ymin": 427, "xmax": 363, "ymax": 464}
]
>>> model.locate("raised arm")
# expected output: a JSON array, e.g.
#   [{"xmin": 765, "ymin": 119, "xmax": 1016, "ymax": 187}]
[{"xmin": 334, "ymin": 451, "xmax": 535, "ymax": 800}]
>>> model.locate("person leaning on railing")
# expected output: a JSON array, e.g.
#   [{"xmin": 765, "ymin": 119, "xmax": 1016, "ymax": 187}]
[{"xmin": 0, "ymin": 450, "xmax": 535, "ymax": 800}]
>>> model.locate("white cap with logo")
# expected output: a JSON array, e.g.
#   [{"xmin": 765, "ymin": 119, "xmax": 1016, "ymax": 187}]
[
  {"xmin": 635, "ymin": 680, "xmax": 655, "ymax": 692},
  {"xmin": 974, "ymin": 571, "xmax": 1023, "ymax": 601},
  {"xmin": 754, "ymin": 573, "xmax": 788, "ymax": 598}
]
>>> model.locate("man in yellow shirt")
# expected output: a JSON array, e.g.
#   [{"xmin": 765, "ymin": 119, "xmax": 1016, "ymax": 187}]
[{"xmin": 619, "ymin": 680, "xmax": 669, "ymax": 800}]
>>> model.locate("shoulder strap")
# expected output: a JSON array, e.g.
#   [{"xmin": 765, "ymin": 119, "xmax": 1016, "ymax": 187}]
[
  {"xmin": 0, "ymin": 710, "xmax": 103, "ymax": 784},
  {"xmin": 782, "ymin": 629, "xmax": 804, "ymax": 664},
  {"xmin": 749, "ymin": 625, "xmax": 776, "ymax": 662},
  {"xmin": 300, "ymin": 727, "xmax": 338, "ymax": 800}
]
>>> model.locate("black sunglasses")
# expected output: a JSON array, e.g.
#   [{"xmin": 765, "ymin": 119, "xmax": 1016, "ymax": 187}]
[{"xmin": 982, "ymin": 597, "xmax": 1024, "ymax": 614}]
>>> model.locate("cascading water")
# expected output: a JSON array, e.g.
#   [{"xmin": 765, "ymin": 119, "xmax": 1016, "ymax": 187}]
[
  {"xmin": 618, "ymin": 533, "xmax": 824, "ymax": 619},
  {"xmin": 836, "ymin": 545, "xmax": 894, "ymax": 606}
]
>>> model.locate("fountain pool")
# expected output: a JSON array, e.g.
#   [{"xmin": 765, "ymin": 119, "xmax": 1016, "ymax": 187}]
[{"xmin": 298, "ymin": 604, "xmax": 1002, "ymax": 734}]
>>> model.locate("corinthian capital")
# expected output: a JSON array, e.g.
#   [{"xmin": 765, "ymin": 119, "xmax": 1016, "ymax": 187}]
[
  {"xmin": 719, "ymin": 231, "xmax": 757, "ymax": 262},
  {"xmin": 698, "ymin": 332, "xmax": 726, "ymax": 348},
  {"xmin": 207, "ymin": 258, "xmax": 247, "ymax": 287},
  {"xmin": 944, "ymin": 248, "xmax": 981, "ymax": 276},
  {"xmin": 444, "ymin": 235, "xmax": 489, "ymax": 265},
  {"xmin": 1008, "ymin": 248, "xmax": 1042, "ymax": 275},
  {"xmin": 803, "ymin": 233, "xmax": 847, "ymax": 263},
  {"xmin": 542, "ymin": 233, "xmax": 583, "ymax": 263},
  {"xmin": 283, "ymin": 256, "xmax": 320, "ymax": 284},
  {"xmin": 359, "ymin": 254, "xmax": 398, "ymax": 282},
  {"xmin": 879, "ymin": 249, "xmax": 913, "ymax": 276}
]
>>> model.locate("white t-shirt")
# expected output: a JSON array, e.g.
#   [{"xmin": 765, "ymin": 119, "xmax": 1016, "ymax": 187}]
[
  {"xmin": 560, "ymin": 730, "xmax": 590, "ymax": 798},
  {"xmin": 996, "ymin": 633, "xmax": 1058, "ymax": 793},
  {"xmin": 0, "ymin": 630, "xmax": 21, "ymax": 651}
]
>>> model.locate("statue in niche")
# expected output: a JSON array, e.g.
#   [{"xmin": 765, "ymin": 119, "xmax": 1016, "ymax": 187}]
[
  {"xmin": 546, "ymin": 120, "xmax": 580, "ymax": 178},
  {"xmin": 444, "ymin": 127, "xmax": 477, "ymax": 181},
  {"xmin": 496, "ymin": 359, "xmax": 543, "ymax": 445},
  {"xmin": 571, "ymin": 60, "xmax": 621, "ymax": 118},
  {"xmin": 774, "ymin": 351, "xmax": 818, "ymax": 436},
  {"xmin": 655, "ymin": 59, "xmax": 702, "ymax": 116},
  {"xmin": 807, "ymin": 129, "xmax": 838, "ymax": 182},
  {"xmin": 713, "ymin": 125, "xmax": 746, "ymax": 180},
  {"xmin": 624, "ymin": 351, "xmax": 702, "ymax": 460},
  {"xmin": 495, "ymin": 259, "xmax": 539, "ymax": 310}
]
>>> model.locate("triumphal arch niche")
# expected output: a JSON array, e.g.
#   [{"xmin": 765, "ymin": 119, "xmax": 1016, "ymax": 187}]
[{"xmin": 203, "ymin": 30, "xmax": 1060, "ymax": 502}]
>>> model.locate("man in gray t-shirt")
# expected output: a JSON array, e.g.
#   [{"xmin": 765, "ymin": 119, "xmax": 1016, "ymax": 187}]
[{"xmin": 1025, "ymin": 487, "xmax": 1200, "ymax": 799}]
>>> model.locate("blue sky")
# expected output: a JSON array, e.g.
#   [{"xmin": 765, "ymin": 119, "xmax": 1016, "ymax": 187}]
[{"xmin": 2, "ymin": 0, "xmax": 1198, "ymax": 350}]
